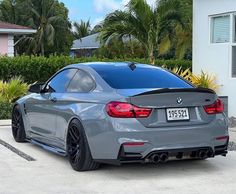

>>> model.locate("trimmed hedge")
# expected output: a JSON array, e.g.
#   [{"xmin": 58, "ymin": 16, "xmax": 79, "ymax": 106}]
[
  {"xmin": 0, "ymin": 101, "xmax": 12, "ymax": 120},
  {"xmin": 0, "ymin": 56, "xmax": 192, "ymax": 83}
]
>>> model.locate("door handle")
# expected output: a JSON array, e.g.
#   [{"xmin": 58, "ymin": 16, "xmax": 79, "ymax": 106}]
[{"xmin": 49, "ymin": 97, "xmax": 57, "ymax": 103}]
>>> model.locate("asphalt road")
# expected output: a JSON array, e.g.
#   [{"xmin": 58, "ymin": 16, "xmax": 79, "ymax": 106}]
[{"xmin": 0, "ymin": 125, "xmax": 236, "ymax": 194}]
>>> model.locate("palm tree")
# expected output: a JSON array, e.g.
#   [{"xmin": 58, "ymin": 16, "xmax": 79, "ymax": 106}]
[
  {"xmin": 0, "ymin": 0, "xmax": 32, "ymax": 26},
  {"xmin": 91, "ymin": 24, "xmax": 103, "ymax": 34},
  {"xmin": 175, "ymin": 0, "xmax": 192, "ymax": 59},
  {"xmin": 100, "ymin": 0, "xmax": 183, "ymax": 64},
  {"xmin": 73, "ymin": 20, "xmax": 91, "ymax": 40},
  {"xmin": 20, "ymin": 0, "xmax": 66, "ymax": 56},
  {"xmin": 158, "ymin": 0, "xmax": 192, "ymax": 59},
  {"xmin": 0, "ymin": 0, "xmax": 19, "ymax": 24}
]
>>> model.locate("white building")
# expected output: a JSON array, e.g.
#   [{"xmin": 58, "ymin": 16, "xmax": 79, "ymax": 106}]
[{"xmin": 193, "ymin": 0, "xmax": 236, "ymax": 117}]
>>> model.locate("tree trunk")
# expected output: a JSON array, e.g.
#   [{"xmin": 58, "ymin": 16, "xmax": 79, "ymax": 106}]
[
  {"xmin": 149, "ymin": 46, "xmax": 155, "ymax": 65},
  {"xmin": 41, "ymin": 42, "xmax": 45, "ymax": 56},
  {"xmin": 129, "ymin": 35, "xmax": 134, "ymax": 55}
]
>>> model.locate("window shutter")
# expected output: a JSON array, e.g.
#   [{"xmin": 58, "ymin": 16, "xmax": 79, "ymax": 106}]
[{"xmin": 212, "ymin": 16, "xmax": 230, "ymax": 43}]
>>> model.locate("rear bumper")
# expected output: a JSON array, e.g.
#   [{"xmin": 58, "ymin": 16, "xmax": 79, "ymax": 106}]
[
  {"xmin": 85, "ymin": 115, "xmax": 229, "ymax": 164},
  {"xmin": 95, "ymin": 142, "xmax": 229, "ymax": 165}
]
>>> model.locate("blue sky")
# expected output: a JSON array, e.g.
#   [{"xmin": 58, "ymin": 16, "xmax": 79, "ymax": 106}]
[
  {"xmin": 59, "ymin": 0, "xmax": 155, "ymax": 27},
  {"xmin": 59, "ymin": 0, "xmax": 125, "ymax": 27}
]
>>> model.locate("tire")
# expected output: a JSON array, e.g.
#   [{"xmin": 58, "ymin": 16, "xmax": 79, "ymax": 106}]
[
  {"xmin": 67, "ymin": 119, "xmax": 100, "ymax": 171},
  {"xmin": 12, "ymin": 105, "xmax": 26, "ymax": 143}
]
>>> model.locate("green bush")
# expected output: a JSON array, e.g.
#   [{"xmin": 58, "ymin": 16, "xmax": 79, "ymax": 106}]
[
  {"xmin": 0, "ymin": 101, "xmax": 12, "ymax": 120},
  {"xmin": 0, "ymin": 56, "xmax": 191, "ymax": 83},
  {"xmin": 0, "ymin": 56, "xmax": 78, "ymax": 83}
]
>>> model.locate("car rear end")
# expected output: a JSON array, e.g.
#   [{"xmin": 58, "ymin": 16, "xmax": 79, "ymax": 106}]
[
  {"xmin": 106, "ymin": 89, "xmax": 228, "ymax": 164},
  {"xmin": 89, "ymin": 63, "xmax": 229, "ymax": 164}
]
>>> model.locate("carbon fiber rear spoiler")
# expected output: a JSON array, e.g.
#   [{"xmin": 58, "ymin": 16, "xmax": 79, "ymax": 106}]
[{"xmin": 133, "ymin": 87, "xmax": 216, "ymax": 97}]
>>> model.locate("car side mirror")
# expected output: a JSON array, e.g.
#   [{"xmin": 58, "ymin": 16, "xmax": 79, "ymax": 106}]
[{"xmin": 28, "ymin": 83, "xmax": 44, "ymax": 93}]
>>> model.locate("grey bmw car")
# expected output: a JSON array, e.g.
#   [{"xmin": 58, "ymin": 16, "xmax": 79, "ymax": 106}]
[{"xmin": 12, "ymin": 62, "xmax": 229, "ymax": 171}]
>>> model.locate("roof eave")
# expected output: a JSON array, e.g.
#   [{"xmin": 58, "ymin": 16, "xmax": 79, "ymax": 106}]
[
  {"xmin": 0, "ymin": 29, "xmax": 37, "ymax": 35},
  {"xmin": 71, "ymin": 47, "xmax": 99, "ymax": 50}
]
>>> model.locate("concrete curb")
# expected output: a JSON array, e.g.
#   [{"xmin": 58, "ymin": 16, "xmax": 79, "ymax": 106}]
[{"xmin": 0, "ymin": 120, "xmax": 11, "ymax": 126}]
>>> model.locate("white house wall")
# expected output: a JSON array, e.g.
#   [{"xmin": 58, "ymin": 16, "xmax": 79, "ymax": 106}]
[
  {"xmin": 7, "ymin": 35, "xmax": 14, "ymax": 57},
  {"xmin": 193, "ymin": 0, "xmax": 236, "ymax": 117}
]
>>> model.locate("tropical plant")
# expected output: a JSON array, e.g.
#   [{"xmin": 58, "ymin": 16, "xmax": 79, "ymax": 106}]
[
  {"xmin": 100, "ymin": 0, "xmax": 184, "ymax": 64},
  {"xmin": 168, "ymin": 67, "xmax": 219, "ymax": 91},
  {"xmin": 190, "ymin": 71, "xmax": 220, "ymax": 91},
  {"xmin": 171, "ymin": 67, "xmax": 192, "ymax": 81},
  {"xmin": 73, "ymin": 20, "xmax": 91, "ymax": 40},
  {"xmin": 158, "ymin": 0, "xmax": 192, "ymax": 59},
  {"xmin": 0, "ymin": 77, "xmax": 28, "ymax": 103}
]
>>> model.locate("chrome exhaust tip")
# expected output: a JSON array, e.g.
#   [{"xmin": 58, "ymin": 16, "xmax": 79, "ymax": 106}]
[
  {"xmin": 176, "ymin": 152, "xmax": 183, "ymax": 159},
  {"xmin": 160, "ymin": 153, "xmax": 168, "ymax": 163},
  {"xmin": 151, "ymin": 154, "xmax": 160, "ymax": 163},
  {"xmin": 198, "ymin": 150, "xmax": 207, "ymax": 159},
  {"xmin": 206, "ymin": 150, "xmax": 214, "ymax": 157}
]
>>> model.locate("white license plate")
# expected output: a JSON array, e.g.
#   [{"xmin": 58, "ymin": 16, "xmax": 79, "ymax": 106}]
[{"xmin": 166, "ymin": 108, "xmax": 189, "ymax": 121}]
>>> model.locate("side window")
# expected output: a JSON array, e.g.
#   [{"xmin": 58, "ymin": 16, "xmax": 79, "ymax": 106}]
[
  {"xmin": 67, "ymin": 70, "xmax": 95, "ymax": 93},
  {"xmin": 47, "ymin": 69, "xmax": 77, "ymax": 93}
]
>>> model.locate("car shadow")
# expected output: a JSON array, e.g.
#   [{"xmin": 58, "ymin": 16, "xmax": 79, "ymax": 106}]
[{"xmin": 95, "ymin": 159, "xmax": 222, "ymax": 180}]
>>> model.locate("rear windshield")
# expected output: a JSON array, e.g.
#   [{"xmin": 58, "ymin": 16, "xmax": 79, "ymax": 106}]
[{"xmin": 91, "ymin": 64, "xmax": 192, "ymax": 89}]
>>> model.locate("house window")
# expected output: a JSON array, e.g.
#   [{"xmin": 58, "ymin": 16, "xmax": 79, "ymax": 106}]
[
  {"xmin": 211, "ymin": 15, "xmax": 230, "ymax": 43},
  {"xmin": 232, "ymin": 46, "xmax": 236, "ymax": 77}
]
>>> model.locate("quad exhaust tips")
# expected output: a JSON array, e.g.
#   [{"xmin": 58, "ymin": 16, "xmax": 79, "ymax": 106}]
[{"xmin": 149, "ymin": 149, "xmax": 214, "ymax": 163}]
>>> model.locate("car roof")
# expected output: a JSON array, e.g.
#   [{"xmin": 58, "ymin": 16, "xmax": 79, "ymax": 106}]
[{"xmin": 66, "ymin": 62, "xmax": 161, "ymax": 70}]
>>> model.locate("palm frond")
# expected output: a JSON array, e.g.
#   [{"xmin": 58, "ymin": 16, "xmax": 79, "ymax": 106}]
[{"xmin": 190, "ymin": 71, "xmax": 220, "ymax": 92}]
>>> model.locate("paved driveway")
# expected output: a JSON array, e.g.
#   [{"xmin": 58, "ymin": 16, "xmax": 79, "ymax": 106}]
[{"xmin": 0, "ymin": 125, "xmax": 236, "ymax": 194}]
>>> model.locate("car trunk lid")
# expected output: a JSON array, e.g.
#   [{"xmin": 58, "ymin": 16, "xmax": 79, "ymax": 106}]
[{"xmin": 118, "ymin": 88, "xmax": 218, "ymax": 128}]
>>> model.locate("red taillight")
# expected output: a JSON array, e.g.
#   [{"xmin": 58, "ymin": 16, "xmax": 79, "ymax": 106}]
[
  {"xmin": 123, "ymin": 142, "xmax": 145, "ymax": 146},
  {"xmin": 204, "ymin": 99, "xmax": 224, "ymax": 114},
  {"xmin": 216, "ymin": 136, "xmax": 229, "ymax": 141},
  {"xmin": 106, "ymin": 102, "xmax": 152, "ymax": 118}
]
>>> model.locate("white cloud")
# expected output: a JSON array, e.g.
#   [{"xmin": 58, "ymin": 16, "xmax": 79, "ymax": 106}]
[
  {"xmin": 93, "ymin": 0, "xmax": 157, "ymax": 14},
  {"xmin": 93, "ymin": 0, "xmax": 121, "ymax": 13}
]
